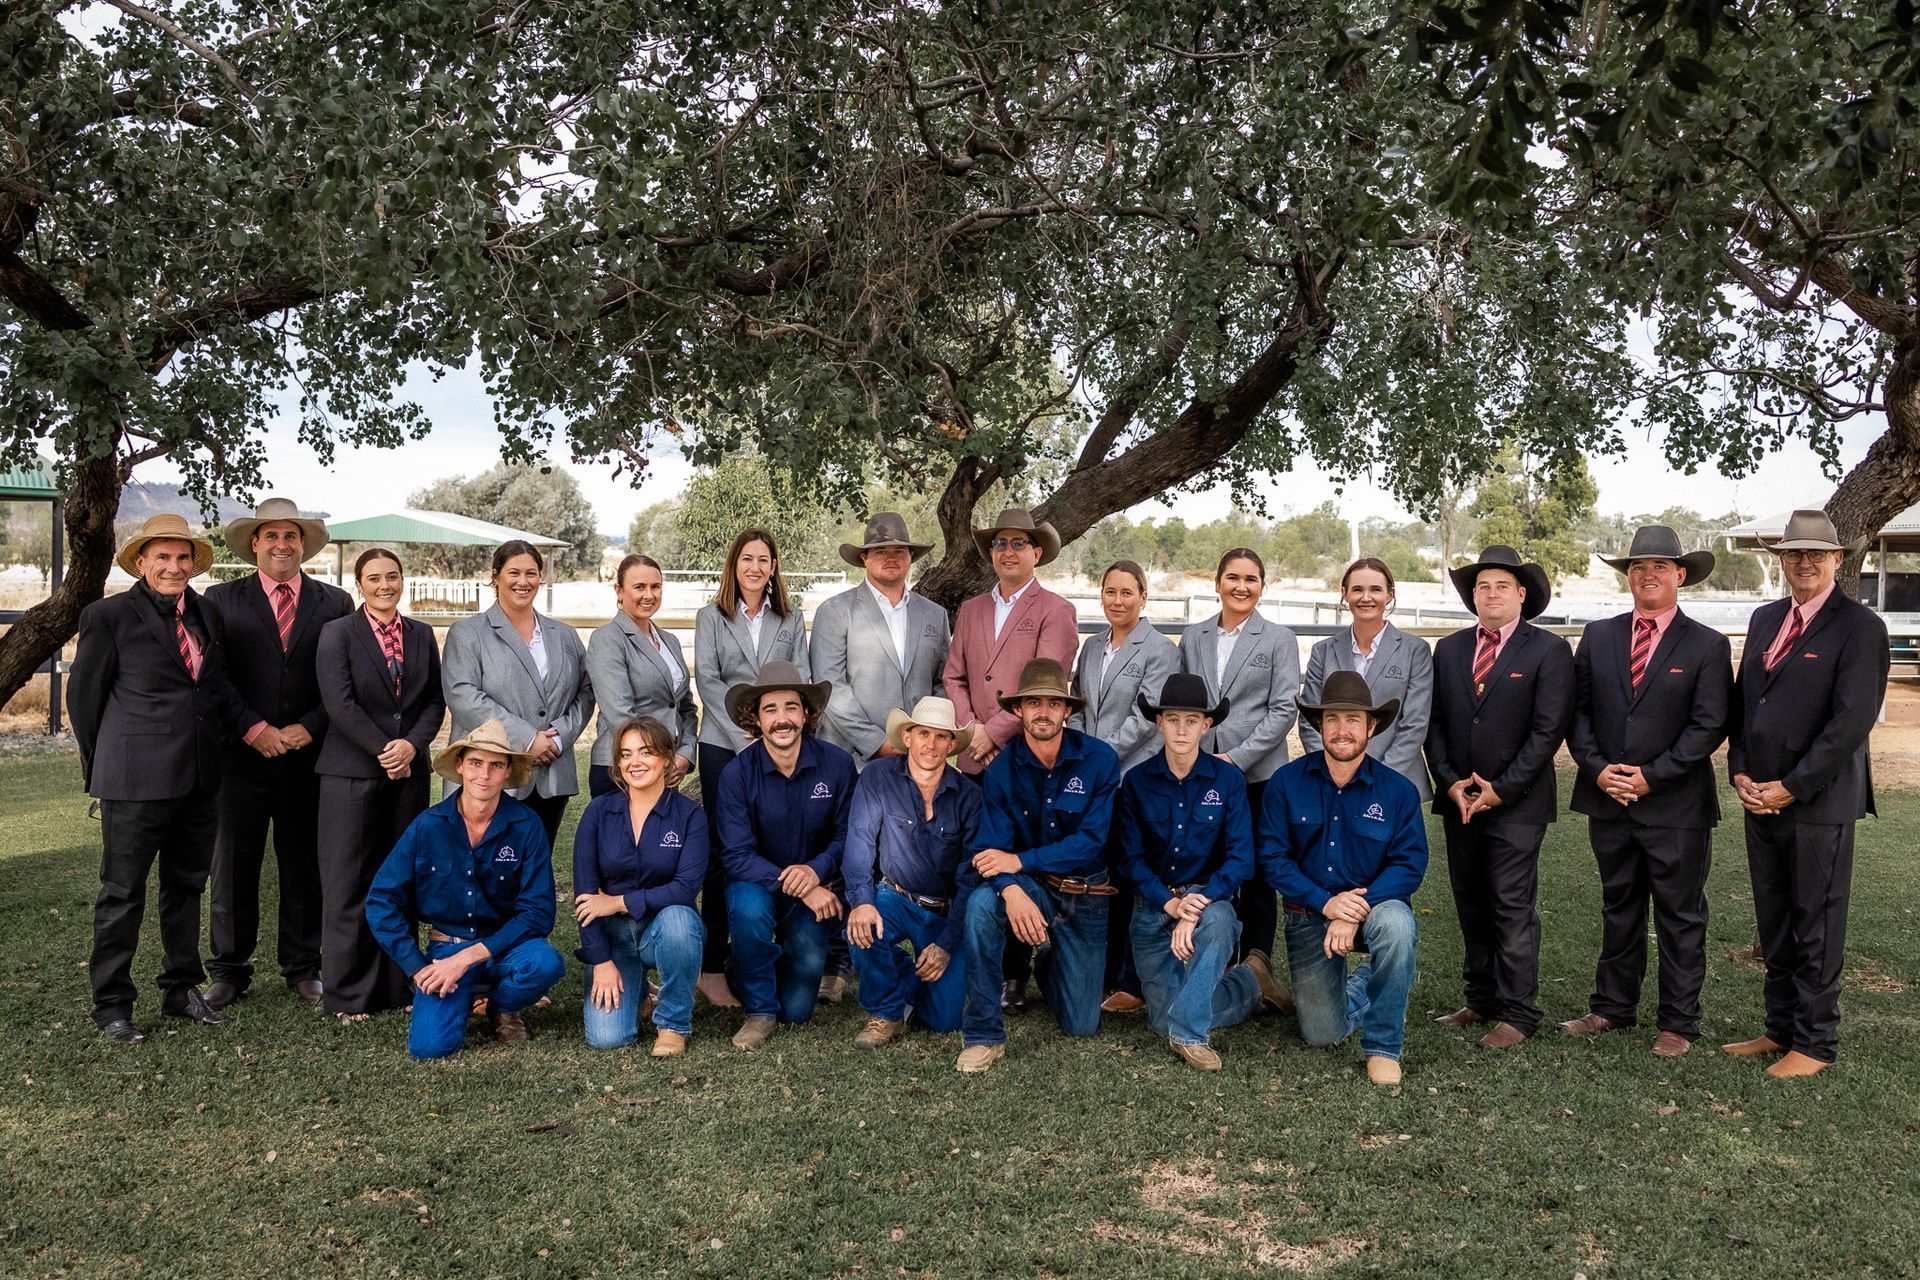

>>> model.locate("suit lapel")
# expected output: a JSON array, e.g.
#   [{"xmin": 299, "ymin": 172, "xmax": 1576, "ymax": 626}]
[
  {"xmin": 1188, "ymin": 621, "xmax": 1221, "ymax": 698},
  {"xmin": 242, "ymin": 575, "xmax": 284, "ymax": 654},
  {"xmin": 351, "ymin": 609, "xmax": 398, "ymax": 707},
  {"xmin": 1759, "ymin": 592, "xmax": 1844, "ymax": 691},
  {"xmin": 623, "ymin": 613, "xmax": 674, "ymax": 690},
  {"xmin": 487, "ymin": 603, "xmax": 543, "ymax": 690},
  {"xmin": 133, "ymin": 589, "xmax": 187, "ymax": 676},
  {"xmin": 754, "ymin": 607, "xmax": 784, "ymax": 665},
  {"xmin": 1219, "ymin": 614, "xmax": 1265, "ymax": 692},
  {"xmin": 986, "ymin": 585, "xmax": 1038, "ymax": 668},
  {"xmin": 1631, "ymin": 613, "xmax": 1689, "ymax": 707},
  {"xmin": 285, "ymin": 575, "xmax": 325, "ymax": 653},
  {"xmin": 854, "ymin": 586, "xmax": 905, "ymax": 673},
  {"xmin": 1473, "ymin": 623, "xmax": 1530, "ymax": 707}
]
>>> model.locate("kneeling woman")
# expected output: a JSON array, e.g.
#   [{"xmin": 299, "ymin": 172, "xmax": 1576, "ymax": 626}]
[{"xmin": 573, "ymin": 716, "xmax": 708, "ymax": 1057}]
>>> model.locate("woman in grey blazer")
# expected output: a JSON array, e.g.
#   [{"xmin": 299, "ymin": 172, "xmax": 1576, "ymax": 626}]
[
  {"xmin": 1299, "ymin": 557, "xmax": 1434, "ymax": 800},
  {"xmin": 587, "ymin": 553, "xmax": 697, "ymax": 798},
  {"xmin": 1176, "ymin": 546, "xmax": 1301, "ymax": 958},
  {"xmin": 441, "ymin": 540, "xmax": 594, "ymax": 848},
  {"xmin": 691, "ymin": 527, "xmax": 812, "ymax": 996}
]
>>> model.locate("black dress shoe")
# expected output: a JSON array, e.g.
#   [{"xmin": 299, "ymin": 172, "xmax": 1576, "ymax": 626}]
[
  {"xmin": 163, "ymin": 988, "xmax": 227, "ymax": 1026},
  {"xmin": 204, "ymin": 980, "xmax": 241, "ymax": 1010},
  {"xmin": 1000, "ymin": 979, "xmax": 1030, "ymax": 1012},
  {"xmin": 291, "ymin": 978, "xmax": 324, "ymax": 1003},
  {"xmin": 99, "ymin": 1019, "xmax": 145, "ymax": 1045}
]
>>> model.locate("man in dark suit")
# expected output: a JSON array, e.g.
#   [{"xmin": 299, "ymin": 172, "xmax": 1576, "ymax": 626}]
[
  {"xmin": 1563, "ymin": 526, "xmax": 1732, "ymax": 1057},
  {"xmin": 1724, "ymin": 509, "xmax": 1888, "ymax": 1079},
  {"xmin": 1425, "ymin": 545, "xmax": 1574, "ymax": 1048},
  {"xmin": 201, "ymin": 498, "xmax": 353, "ymax": 1009},
  {"xmin": 69, "ymin": 516, "xmax": 248, "ymax": 1043}
]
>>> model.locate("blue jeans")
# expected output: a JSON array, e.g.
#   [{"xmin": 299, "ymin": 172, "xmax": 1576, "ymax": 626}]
[
  {"xmin": 1283, "ymin": 899, "xmax": 1418, "ymax": 1060},
  {"xmin": 725, "ymin": 880, "xmax": 831, "ymax": 1023},
  {"xmin": 1131, "ymin": 899, "xmax": 1262, "ymax": 1047},
  {"xmin": 582, "ymin": 905, "xmax": 704, "ymax": 1047},
  {"xmin": 849, "ymin": 884, "xmax": 967, "ymax": 1031},
  {"xmin": 409, "ymin": 937, "xmax": 565, "ymax": 1061},
  {"xmin": 961, "ymin": 874, "xmax": 1107, "ymax": 1047}
]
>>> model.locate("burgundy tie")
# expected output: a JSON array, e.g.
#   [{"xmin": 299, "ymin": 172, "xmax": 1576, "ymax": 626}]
[
  {"xmin": 174, "ymin": 596, "xmax": 201, "ymax": 682},
  {"xmin": 1765, "ymin": 606, "xmax": 1805, "ymax": 673},
  {"xmin": 1471, "ymin": 626, "xmax": 1499, "ymax": 692},
  {"xmin": 273, "ymin": 581, "xmax": 297, "ymax": 652},
  {"xmin": 1629, "ymin": 616, "xmax": 1656, "ymax": 692}
]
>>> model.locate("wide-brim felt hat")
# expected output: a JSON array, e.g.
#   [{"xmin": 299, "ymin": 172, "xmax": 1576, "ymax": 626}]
[
  {"xmin": 114, "ymin": 513, "xmax": 217, "ymax": 578},
  {"xmin": 1297, "ymin": 670, "xmax": 1400, "ymax": 734},
  {"xmin": 224, "ymin": 496, "xmax": 329, "ymax": 557},
  {"xmin": 839, "ymin": 511, "xmax": 934, "ymax": 568},
  {"xmin": 1760, "ymin": 508, "xmax": 1869, "ymax": 556},
  {"xmin": 1599, "ymin": 524, "xmax": 1715, "ymax": 584},
  {"xmin": 725, "ymin": 660, "xmax": 833, "ymax": 728},
  {"xmin": 995, "ymin": 657, "xmax": 1084, "ymax": 712},
  {"xmin": 433, "ymin": 717, "xmax": 534, "ymax": 790},
  {"xmin": 1136, "ymin": 671, "xmax": 1229, "ymax": 723},
  {"xmin": 884, "ymin": 696, "xmax": 975, "ymax": 757},
  {"xmin": 971, "ymin": 507, "xmax": 1062, "ymax": 568},
  {"xmin": 1449, "ymin": 545, "xmax": 1552, "ymax": 619}
]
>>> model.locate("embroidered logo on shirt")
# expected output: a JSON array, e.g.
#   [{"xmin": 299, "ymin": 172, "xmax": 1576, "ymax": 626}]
[
  {"xmin": 495, "ymin": 846, "xmax": 518, "ymax": 863},
  {"xmin": 661, "ymin": 831, "xmax": 681, "ymax": 847},
  {"xmin": 1362, "ymin": 803, "xmax": 1386, "ymax": 822},
  {"xmin": 811, "ymin": 781, "xmax": 833, "ymax": 799},
  {"xmin": 1063, "ymin": 776, "xmax": 1086, "ymax": 794},
  {"xmin": 1201, "ymin": 789, "xmax": 1222, "ymax": 806}
]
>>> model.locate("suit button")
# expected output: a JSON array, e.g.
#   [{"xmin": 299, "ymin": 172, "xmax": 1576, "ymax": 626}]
[
  {"xmin": 1471, "ymin": 717, "xmax": 1479, "ymax": 725},
  {"xmin": 1626, "ymin": 716, "xmax": 1633, "ymax": 723},
  {"xmin": 1759, "ymin": 697, "xmax": 1767, "ymax": 705}
]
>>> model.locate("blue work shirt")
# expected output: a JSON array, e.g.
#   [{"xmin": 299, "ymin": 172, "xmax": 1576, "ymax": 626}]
[
  {"xmin": 715, "ymin": 735, "xmax": 857, "ymax": 890},
  {"xmin": 572, "ymin": 786, "xmax": 709, "ymax": 965},
  {"xmin": 1115, "ymin": 750, "xmax": 1255, "ymax": 908},
  {"xmin": 1258, "ymin": 753, "xmax": 1429, "ymax": 913},
  {"xmin": 971, "ymin": 728, "xmax": 1121, "ymax": 889},
  {"xmin": 844, "ymin": 756, "xmax": 984, "ymax": 953},
  {"xmin": 365, "ymin": 791, "xmax": 556, "ymax": 977}
]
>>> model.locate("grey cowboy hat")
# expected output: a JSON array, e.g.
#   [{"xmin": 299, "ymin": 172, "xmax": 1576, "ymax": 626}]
[
  {"xmin": 971, "ymin": 507, "xmax": 1062, "ymax": 568},
  {"xmin": 994, "ymin": 657, "xmax": 1084, "ymax": 713},
  {"xmin": 1599, "ymin": 524, "xmax": 1716, "ymax": 585},
  {"xmin": 1136, "ymin": 671, "xmax": 1230, "ymax": 723},
  {"xmin": 224, "ymin": 496, "xmax": 329, "ymax": 555},
  {"xmin": 1449, "ymin": 545, "xmax": 1553, "ymax": 620},
  {"xmin": 839, "ymin": 511, "xmax": 934, "ymax": 568},
  {"xmin": 1296, "ymin": 670, "xmax": 1401, "ymax": 734},
  {"xmin": 724, "ymin": 660, "xmax": 833, "ymax": 729},
  {"xmin": 114, "ymin": 513, "xmax": 217, "ymax": 578},
  {"xmin": 1760, "ymin": 508, "xmax": 1869, "ymax": 556}
]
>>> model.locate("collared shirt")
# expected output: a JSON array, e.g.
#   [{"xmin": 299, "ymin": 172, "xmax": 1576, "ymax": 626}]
[
  {"xmin": 991, "ymin": 576, "xmax": 1035, "ymax": 640},
  {"xmin": 971, "ymin": 727, "xmax": 1121, "ymax": 887},
  {"xmin": 255, "ymin": 569, "xmax": 302, "ymax": 606},
  {"xmin": 636, "ymin": 617, "xmax": 684, "ymax": 690},
  {"xmin": 365, "ymin": 792, "xmax": 556, "ymax": 976},
  {"xmin": 739, "ymin": 598, "xmax": 770, "ymax": 653},
  {"xmin": 136, "ymin": 580, "xmax": 207, "ymax": 679},
  {"xmin": 1215, "ymin": 616, "xmax": 1249, "ymax": 684},
  {"xmin": 714, "ymin": 735, "xmax": 858, "ymax": 890},
  {"xmin": 1473, "ymin": 615, "xmax": 1521, "ymax": 666},
  {"xmin": 572, "ymin": 787, "xmax": 708, "ymax": 964},
  {"xmin": 867, "ymin": 582, "xmax": 913, "ymax": 672},
  {"xmin": 1257, "ymin": 754, "xmax": 1428, "ymax": 914},
  {"xmin": 1092, "ymin": 627, "xmax": 1129, "ymax": 688},
  {"xmin": 843, "ymin": 756, "xmax": 984, "ymax": 952},
  {"xmin": 368, "ymin": 610, "xmax": 406, "ymax": 690},
  {"xmin": 1631, "ymin": 602, "xmax": 1679, "ymax": 644},
  {"xmin": 1764, "ymin": 583, "xmax": 1836, "ymax": 668},
  {"xmin": 1115, "ymin": 750, "xmax": 1255, "ymax": 908},
  {"xmin": 527, "ymin": 617, "xmax": 550, "ymax": 681},
  {"xmin": 1350, "ymin": 628, "xmax": 1380, "ymax": 679}
]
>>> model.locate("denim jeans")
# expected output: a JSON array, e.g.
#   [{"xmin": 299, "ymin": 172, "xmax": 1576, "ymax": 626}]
[
  {"xmin": 582, "ymin": 904, "xmax": 705, "ymax": 1047},
  {"xmin": 848, "ymin": 883, "xmax": 967, "ymax": 1032},
  {"xmin": 961, "ymin": 874, "xmax": 1107, "ymax": 1047},
  {"xmin": 725, "ymin": 880, "xmax": 831, "ymax": 1023},
  {"xmin": 409, "ymin": 937, "xmax": 565, "ymax": 1061},
  {"xmin": 1283, "ymin": 899, "xmax": 1418, "ymax": 1060},
  {"xmin": 1130, "ymin": 899, "xmax": 1262, "ymax": 1047}
]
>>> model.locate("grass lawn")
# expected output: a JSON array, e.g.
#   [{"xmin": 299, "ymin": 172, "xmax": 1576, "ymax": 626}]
[{"xmin": 1, "ymin": 747, "xmax": 1916, "ymax": 1279}]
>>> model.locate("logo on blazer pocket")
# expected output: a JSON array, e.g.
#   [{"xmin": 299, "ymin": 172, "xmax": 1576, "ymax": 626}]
[
  {"xmin": 1509, "ymin": 671, "xmax": 1524, "ymax": 678},
  {"xmin": 1250, "ymin": 652, "xmax": 1270, "ymax": 669},
  {"xmin": 1385, "ymin": 665, "xmax": 1403, "ymax": 678},
  {"xmin": 661, "ymin": 831, "xmax": 681, "ymax": 848},
  {"xmin": 776, "ymin": 629, "xmax": 793, "ymax": 643},
  {"xmin": 922, "ymin": 624, "xmax": 938, "ymax": 637},
  {"xmin": 1018, "ymin": 618, "xmax": 1036, "ymax": 631}
]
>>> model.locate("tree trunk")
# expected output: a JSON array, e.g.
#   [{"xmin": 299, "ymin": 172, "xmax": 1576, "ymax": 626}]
[
  {"xmin": 0, "ymin": 453, "xmax": 123, "ymax": 709},
  {"xmin": 1827, "ymin": 335, "xmax": 1920, "ymax": 598}
]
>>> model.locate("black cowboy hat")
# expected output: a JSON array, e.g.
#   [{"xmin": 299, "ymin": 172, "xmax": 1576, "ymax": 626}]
[
  {"xmin": 1296, "ymin": 670, "xmax": 1400, "ymax": 734},
  {"xmin": 1136, "ymin": 671, "xmax": 1229, "ymax": 723},
  {"xmin": 1598, "ymin": 524, "xmax": 1715, "ymax": 584},
  {"xmin": 1448, "ymin": 545, "xmax": 1553, "ymax": 620}
]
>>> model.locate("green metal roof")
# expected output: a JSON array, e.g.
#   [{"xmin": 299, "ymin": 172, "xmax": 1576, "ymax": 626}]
[
  {"xmin": 323, "ymin": 507, "xmax": 570, "ymax": 547},
  {"xmin": 0, "ymin": 457, "xmax": 59, "ymax": 501}
]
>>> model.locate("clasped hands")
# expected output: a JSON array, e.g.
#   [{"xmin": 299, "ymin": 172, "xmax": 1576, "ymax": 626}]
[
  {"xmin": 1162, "ymin": 892, "xmax": 1210, "ymax": 961},
  {"xmin": 1447, "ymin": 774, "xmax": 1504, "ymax": 824},
  {"xmin": 1321, "ymin": 888, "xmax": 1370, "ymax": 959},
  {"xmin": 414, "ymin": 942, "xmax": 489, "ymax": 996},
  {"xmin": 777, "ymin": 864, "xmax": 844, "ymax": 921},
  {"xmin": 846, "ymin": 904, "xmax": 950, "ymax": 980},
  {"xmin": 247, "ymin": 722, "xmax": 314, "ymax": 758},
  {"xmin": 1732, "ymin": 772, "xmax": 1794, "ymax": 815},
  {"xmin": 1596, "ymin": 762, "xmax": 1650, "ymax": 805}
]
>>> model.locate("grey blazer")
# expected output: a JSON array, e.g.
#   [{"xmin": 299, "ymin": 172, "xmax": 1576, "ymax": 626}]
[
  {"xmin": 694, "ymin": 600, "xmax": 811, "ymax": 752},
  {"xmin": 1298, "ymin": 621, "xmax": 1435, "ymax": 800},
  {"xmin": 586, "ymin": 612, "xmax": 698, "ymax": 768},
  {"xmin": 441, "ymin": 603, "xmax": 594, "ymax": 800},
  {"xmin": 1177, "ymin": 609, "xmax": 1301, "ymax": 784},
  {"xmin": 812, "ymin": 583, "xmax": 949, "ymax": 765},
  {"xmin": 1071, "ymin": 621, "xmax": 1181, "ymax": 772}
]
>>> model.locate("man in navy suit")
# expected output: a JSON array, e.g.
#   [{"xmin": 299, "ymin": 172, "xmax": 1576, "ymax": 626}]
[
  {"xmin": 1724, "ymin": 509, "xmax": 1888, "ymax": 1079},
  {"xmin": 1425, "ymin": 546, "xmax": 1574, "ymax": 1048},
  {"xmin": 1563, "ymin": 526, "xmax": 1731, "ymax": 1057}
]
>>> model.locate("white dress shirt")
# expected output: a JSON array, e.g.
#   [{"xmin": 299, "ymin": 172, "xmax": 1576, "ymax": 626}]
[
  {"xmin": 1215, "ymin": 616, "xmax": 1248, "ymax": 685},
  {"xmin": 992, "ymin": 577, "xmax": 1035, "ymax": 640},
  {"xmin": 527, "ymin": 618, "xmax": 550, "ymax": 681},
  {"xmin": 740, "ymin": 599, "xmax": 768, "ymax": 653},
  {"xmin": 868, "ymin": 582, "xmax": 913, "ymax": 673}
]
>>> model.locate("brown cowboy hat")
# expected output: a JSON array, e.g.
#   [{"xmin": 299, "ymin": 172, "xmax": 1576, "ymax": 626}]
[
  {"xmin": 1599, "ymin": 524, "xmax": 1715, "ymax": 584},
  {"xmin": 114, "ymin": 514, "xmax": 217, "ymax": 578},
  {"xmin": 225, "ymin": 497, "xmax": 329, "ymax": 556},
  {"xmin": 1136, "ymin": 671, "xmax": 1230, "ymax": 723},
  {"xmin": 971, "ymin": 507, "xmax": 1062, "ymax": 567},
  {"xmin": 995, "ymin": 657, "xmax": 1084, "ymax": 713},
  {"xmin": 1760, "ymin": 508, "xmax": 1869, "ymax": 556},
  {"xmin": 432, "ymin": 717, "xmax": 535, "ymax": 790},
  {"xmin": 838, "ymin": 511, "xmax": 934, "ymax": 568},
  {"xmin": 884, "ymin": 696, "xmax": 975, "ymax": 757},
  {"xmin": 1297, "ymin": 670, "xmax": 1400, "ymax": 734},
  {"xmin": 725, "ymin": 660, "xmax": 833, "ymax": 728},
  {"xmin": 1448, "ymin": 545, "xmax": 1553, "ymax": 620}
]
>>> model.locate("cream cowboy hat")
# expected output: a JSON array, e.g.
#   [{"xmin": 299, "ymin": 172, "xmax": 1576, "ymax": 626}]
[
  {"xmin": 114, "ymin": 513, "xmax": 216, "ymax": 578},
  {"xmin": 224, "ymin": 497, "xmax": 329, "ymax": 556},
  {"xmin": 884, "ymin": 696, "xmax": 976, "ymax": 757},
  {"xmin": 432, "ymin": 718, "xmax": 535, "ymax": 790}
]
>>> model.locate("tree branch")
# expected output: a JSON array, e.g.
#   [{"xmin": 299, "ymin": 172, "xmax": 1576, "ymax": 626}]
[
  {"xmin": 1074, "ymin": 310, "xmax": 1196, "ymax": 471},
  {"xmin": 102, "ymin": 0, "xmax": 261, "ymax": 105}
]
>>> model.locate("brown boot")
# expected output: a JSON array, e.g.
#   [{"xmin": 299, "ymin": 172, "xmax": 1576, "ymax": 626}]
[
  {"xmin": 650, "ymin": 1029, "xmax": 688, "ymax": 1058},
  {"xmin": 1558, "ymin": 1013, "xmax": 1620, "ymax": 1036},
  {"xmin": 1721, "ymin": 1034, "xmax": 1787, "ymax": 1058},
  {"xmin": 730, "ymin": 1016, "xmax": 777, "ymax": 1051},
  {"xmin": 955, "ymin": 1043, "xmax": 1005, "ymax": 1073},
  {"xmin": 1366, "ymin": 1056, "xmax": 1402, "ymax": 1086},
  {"xmin": 1100, "ymin": 991, "xmax": 1146, "ymax": 1013},
  {"xmin": 1476, "ymin": 1021, "xmax": 1527, "ymax": 1049},
  {"xmin": 1242, "ymin": 950, "xmax": 1294, "ymax": 1015},
  {"xmin": 817, "ymin": 974, "xmax": 847, "ymax": 1004},
  {"xmin": 1435, "ymin": 1006, "xmax": 1488, "ymax": 1027},
  {"xmin": 1650, "ymin": 1031, "xmax": 1692, "ymax": 1058},
  {"xmin": 1169, "ymin": 1039, "xmax": 1222, "ymax": 1072},
  {"xmin": 854, "ymin": 1017, "xmax": 903, "ymax": 1050},
  {"xmin": 491, "ymin": 1008, "xmax": 529, "ymax": 1044},
  {"xmin": 1766, "ymin": 1050, "xmax": 1832, "ymax": 1079},
  {"xmin": 697, "ymin": 972, "xmax": 741, "ymax": 1008}
]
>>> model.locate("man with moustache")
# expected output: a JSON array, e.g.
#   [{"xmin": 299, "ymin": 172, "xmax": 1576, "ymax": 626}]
[
  {"xmin": 955, "ymin": 659, "xmax": 1122, "ymax": 1073},
  {"xmin": 1563, "ymin": 526, "xmax": 1731, "ymax": 1058},
  {"xmin": 202, "ymin": 498, "xmax": 353, "ymax": 1010},
  {"xmin": 1724, "ymin": 509, "xmax": 1888, "ymax": 1079},
  {"xmin": 1425, "ymin": 546, "xmax": 1574, "ymax": 1049}
]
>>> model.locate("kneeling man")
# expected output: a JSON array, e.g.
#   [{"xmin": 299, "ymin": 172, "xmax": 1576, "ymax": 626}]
[
  {"xmin": 366, "ymin": 719, "xmax": 566, "ymax": 1059},
  {"xmin": 843, "ymin": 697, "xmax": 984, "ymax": 1048},
  {"xmin": 1116, "ymin": 673, "xmax": 1287, "ymax": 1071},
  {"xmin": 1261, "ymin": 673, "xmax": 1428, "ymax": 1085}
]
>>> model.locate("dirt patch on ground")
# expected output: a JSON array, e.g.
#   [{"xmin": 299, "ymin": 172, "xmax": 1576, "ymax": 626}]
[
  {"xmin": 1095, "ymin": 1161, "xmax": 1371, "ymax": 1273},
  {"xmin": 1844, "ymin": 958, "xmax": 1911, "ymax": 994}
]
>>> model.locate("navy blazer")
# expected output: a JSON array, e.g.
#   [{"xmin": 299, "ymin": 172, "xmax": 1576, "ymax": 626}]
[
  {"xmin": 314, "ymin": 609, "xmax": 446, "ymax": 780},
  {"xmin": 1570, "ymin": 609, "xmax": 1731, "ymax": 829},
  {"xmin": 1728, "ymin": 591, "xmax": 1888, "ymax": 823},
  {"xmin": 1425, "ymin": 620, "xmax": 1575, "ymax": 826}
]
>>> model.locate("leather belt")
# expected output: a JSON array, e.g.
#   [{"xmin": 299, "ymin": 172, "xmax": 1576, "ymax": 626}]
[
  {"xmin": 1283, "ymin": 903, "xmax": 1314, "ymax": 917},
  {"xmin": 883, "ymin": 879, "xmax": 950, "ymax": 914},
  {"xmin": 427, "ymin": 928, "xmax": 473, "ymax": 943},
  {"xmin": 1043, "ymin": 874, "xmax": 1120, "ymax": 897}
]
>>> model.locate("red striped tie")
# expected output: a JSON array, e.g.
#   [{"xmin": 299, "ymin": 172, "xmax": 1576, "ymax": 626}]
[
  {"xmin": 1629, "ymin": 616, "xmax": 1656, "ymax": 692},
  {"xmin": 273, "ymin": 581, "xmax": 296, "ymax": 652},
  {"xmin": 1765, "ymin": 605, "xmax": 1805, "ymax": 672},
  {"xmin": 174, "ymin": 596, "xmax": 201, "ymax": 682},
  {"xmin": 1471, "ymin": 626, "xmax": 1499, "ymax": 693}
]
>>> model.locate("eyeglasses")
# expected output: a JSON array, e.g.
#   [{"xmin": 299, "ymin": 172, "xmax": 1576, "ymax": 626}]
[
  {"xmin": 989, "ymin": 537, "xmax": 1032, "ymax": 552},
  {"xmin": 1777, "ymin": 550, "xmax": 1834, "ymax": 564}
]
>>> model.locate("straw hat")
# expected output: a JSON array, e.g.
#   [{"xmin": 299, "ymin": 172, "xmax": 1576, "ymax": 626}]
[
  {"xmin": 114, "ymin": 514, "xmax": 216, "ymax": 578},
  {"xmin": 432, "ymin": 718, "xmax": 534, "ymax": 790},
  {"xmin": 884, "ymin": 696, "xmax": 975, "ymax": 757},
  {"xmin": 224, "ymin": 497, "xmax": 329, "ymax": 556}
]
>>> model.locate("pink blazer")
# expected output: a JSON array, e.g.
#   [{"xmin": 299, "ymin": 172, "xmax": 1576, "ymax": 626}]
[{"xmin": 941, "ymin": 580, "xmax": 1080, "ymax": 774}]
